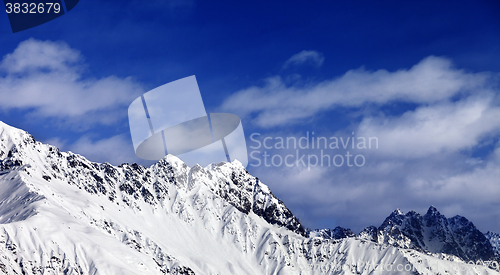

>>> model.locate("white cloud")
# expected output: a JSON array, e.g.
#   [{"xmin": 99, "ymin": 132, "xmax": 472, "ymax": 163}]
[
  {"xmin": 222, "ymin": 56, "xmax": 491, "ymax": 128},
  {"xmin": 283, "ymin": 50, "xmax": 325, "ymax": 69},
  {"xmin": 357, "ymin": 95, "xmax": 500, "ymax": 158},
  {"xmin": 404, "ymin": 150, "xmax": 500, "ymax": 231},
  {"xmin": 70, "ymin": 134, "xmax": 140, "ymax": 166},
  {"xmin": 1, "ymin": 38, "xmax": 80, "ymax": 73},
  {"xmin": 42, "ymin": 137, "xmax": 66, "ymax": 149},
  {"xmin": 0, "ymin": 39, "xmax": 144, "ymax": 125}
]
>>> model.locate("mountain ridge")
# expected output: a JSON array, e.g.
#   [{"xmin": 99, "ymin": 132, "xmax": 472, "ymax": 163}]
[
  {"xmin": 318, "ymin": 206, "xmax": 499, "ymax": 265},
  {"xmin": 0, "ymin": 121, "xmax": 498, "ymax": 274}
]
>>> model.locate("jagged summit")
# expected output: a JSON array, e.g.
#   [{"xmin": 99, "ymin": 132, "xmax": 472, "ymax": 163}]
[
  {"xmin": 357, "ymin": 206, "xmax": 499, "ymax": 264},
  {"xmin": 486, "ymin": 231, "xmax": 500, "ymax": 259},
  {"xmin": 426, "ymin": 205, "xmax": 440, "ymax": 215},
  {"xmin": 380, "ymin": 208, "xmax": 407, "ymax": 228},
  {"xmin": 0, "ymin": 120, "xmax": 35, "ymax": 156}
]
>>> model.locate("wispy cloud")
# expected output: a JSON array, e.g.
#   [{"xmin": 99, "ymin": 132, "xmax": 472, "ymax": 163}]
[
  {"xmin": 0, "ymin": 39, "xmax": 144, "ymax": 127},
  {"xmin": 282, "ymin": 50, "xmax": 325, "ymax": 69},
  {"xmin": 42, "ymin": 137, "xmax": 66, "ymax": 149},
  {"xmin": 357, "ymin": 95, "xmax": 500, "ymax": 158},
  {"xmin": 70, "ymin": 134, "xmax": 140, "ymax": 165},
  {"xmin": 43, "ymin": 134, "xmax": 154, "ymax": 167},
  {"xmin": 223, "ymin": 56, "xmax": 491, "ymax": 128}
]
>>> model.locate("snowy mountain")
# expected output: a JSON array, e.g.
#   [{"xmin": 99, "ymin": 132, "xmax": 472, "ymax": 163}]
[
  {"xmin": 0, "ymin": 121, "xmax": 499, "ymax": 274},
  {"xmin": 356, "ymin": 207, "xmax": 499, "ymax": 264}
]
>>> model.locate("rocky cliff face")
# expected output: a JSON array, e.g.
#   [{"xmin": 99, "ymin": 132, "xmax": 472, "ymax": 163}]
[{"xmin": 487, "ymin": 232, "xmax": 500, "ymax": 260}]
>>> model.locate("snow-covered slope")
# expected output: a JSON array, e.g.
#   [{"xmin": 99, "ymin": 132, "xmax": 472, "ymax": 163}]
[{"xmin": 0, "ymin": 121, "xmax": 498, "ymax": 274}]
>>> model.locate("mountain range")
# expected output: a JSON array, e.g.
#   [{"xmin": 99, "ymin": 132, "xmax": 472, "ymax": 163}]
[{"xmin": 0, "ymin": 121, "xmax": 499, "ymax": 274}]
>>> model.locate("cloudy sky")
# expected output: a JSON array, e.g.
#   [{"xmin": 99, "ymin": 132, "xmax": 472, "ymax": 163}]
[{"xmin": 1, "ymin": 0, "xmax": 499, "ymax": 233}]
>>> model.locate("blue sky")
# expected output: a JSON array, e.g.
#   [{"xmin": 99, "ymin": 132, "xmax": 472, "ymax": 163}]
[{"xmin": 1, "ymin": 0, "xmax": 500, "ymax": 233}]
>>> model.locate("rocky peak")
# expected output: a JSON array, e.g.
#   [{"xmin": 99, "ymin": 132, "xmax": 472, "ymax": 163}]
[
  {"xmin": 423, "ymin": 205, "xmax": 448, "ymax": 228},
  {"xmin": 426, "ymin": 205, "xmax": 439, "ymax": 215},
  {"xmin": 358, "ymin": 206, "xmax": 497, "ymax": 263},
  {"xmin": 486, "ymin": 231, "xmax": 500, "ymax": 259},
  {"xmin": 0, "ymin": 121, "xmax": 37, "ymax": 162},
  {"xmin": 358, "ymin": 225, "xmax": 380, "ymax": 242},
  {"xmin": 380, "ymin": 208, "xmax": 405, "ymax": 229}
]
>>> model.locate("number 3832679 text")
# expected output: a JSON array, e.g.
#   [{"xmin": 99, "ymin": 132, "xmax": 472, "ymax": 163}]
[{"xmin": 5, "ymin": 2, "xmax": 61, "ymax": 14}]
